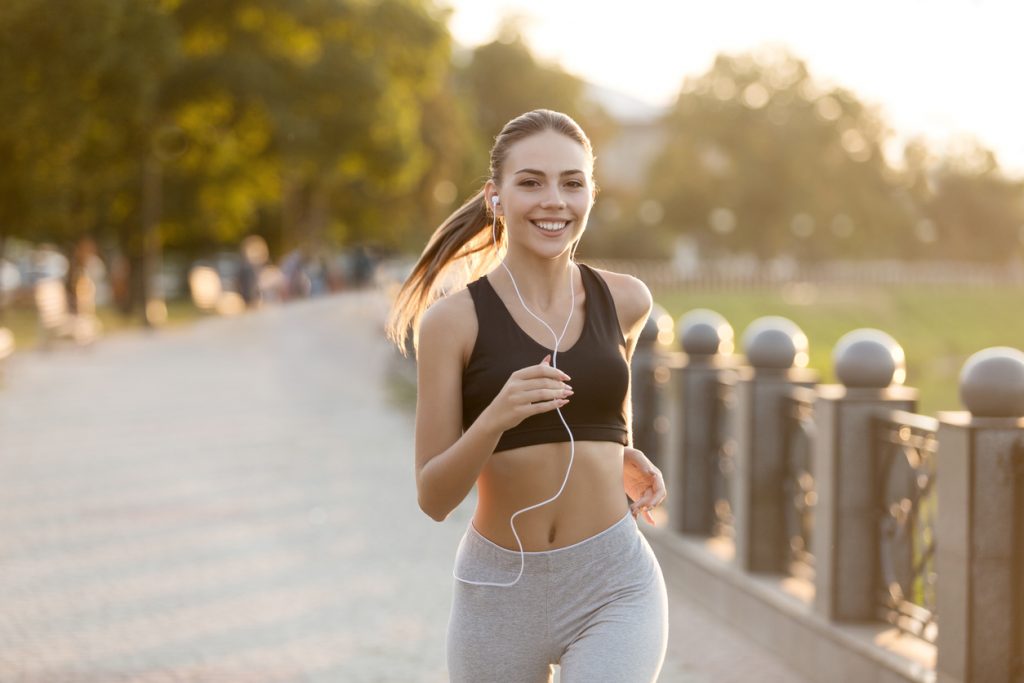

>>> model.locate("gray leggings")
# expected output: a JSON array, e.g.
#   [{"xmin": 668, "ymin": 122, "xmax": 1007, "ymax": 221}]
[{"xmin": 446, "ymin": 511, "xmax": 668, "ymax": 683}]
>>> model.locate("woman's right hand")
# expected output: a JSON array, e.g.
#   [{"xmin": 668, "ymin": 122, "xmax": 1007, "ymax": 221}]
[{"xmin": 482, "ymin": 354, "xmax": 573, "ymax": 433}]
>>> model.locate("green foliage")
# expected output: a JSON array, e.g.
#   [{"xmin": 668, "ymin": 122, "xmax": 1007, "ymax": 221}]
[
  {"xmin": 0, "ymin": 0, "xmax": 179, "ymax": 246},
  {"xmin": 0, "ymin": 0, "xmax": 456, "ymax": 256},
  {"xmin": 162, "ymin": 0, "xmax": 453, "ymax": 249}
]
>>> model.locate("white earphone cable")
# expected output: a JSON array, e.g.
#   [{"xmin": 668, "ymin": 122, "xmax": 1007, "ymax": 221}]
[{"xmin": 452, "ymin": 197, "xmax": 576, "ymax": 587}]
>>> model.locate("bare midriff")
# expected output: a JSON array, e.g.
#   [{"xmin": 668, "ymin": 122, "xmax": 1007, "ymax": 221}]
[{"xmin": 472, "ymin": 440, "xmax": 629, "ymax": 551}]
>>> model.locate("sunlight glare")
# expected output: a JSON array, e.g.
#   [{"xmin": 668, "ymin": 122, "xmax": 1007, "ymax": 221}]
[
  {"xmin": 841, "ymin": 129, "xmax": 871, "ymax": 162},
  {"xmin": 709, "ymin": 208, "xmax": 736, "ymax": 235},
  {"xmin": 712, "ymin": 76, "xmax": 737, "ymax": 101},
  {"xmin": 188, "ymin": 266, "xmax": 222, "ymax": 310},
  {"xmin": 815, "ymin": 96, "xmax": 842, "ymax": 121},
  {"xmin": 915, "ymin": 219, "xmax": 938, "ymax": 244},
  {"xmin": 790, "ymin": 213, "xmax": 815, "ymax": 239},
  {"xmin": 742, "ymin": 83, "xmax": 770, "ymax": 109}
]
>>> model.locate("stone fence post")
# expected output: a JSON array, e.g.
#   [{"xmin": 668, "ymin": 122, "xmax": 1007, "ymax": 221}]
[
  {"xmin": 936, "ymin": 347, "xmax": 1024, "ymax": 683},
  {"xmin": 668, "ymin": 309, "xmax": 736, "ymax": 535},
  {"xmin": 811, "ymin": 329, "xmax": 918, "ymax": 621},
  {"xmin": 734, "ymin": 316, "xmax": 818, "ymax": 574},
  {"xmin": 631, "ymin": 304, "xmax": 673, "ymax": 470}
]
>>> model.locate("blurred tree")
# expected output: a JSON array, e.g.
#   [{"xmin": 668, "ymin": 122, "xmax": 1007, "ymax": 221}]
[
  {"xmin": 165, "ymin": 0, "xmax": 453, "ymax": 252},
  {"xmin": 921, "ymin": 140, "xmax": 1024, "ymax": 261},
  {"xmin": 648, "ymin": 49, "xmax": 912, "ymax": 262},
  {"xmin": 334, "ymin": 73, "xmax": 485, "ymax": 251},
  {"xmin": 459, "ymin": 22, "xmax": 615, "ymax": 149},
  {"xmin": 0, "ymin": 0, "xmax": 179, "ymax": 317}
]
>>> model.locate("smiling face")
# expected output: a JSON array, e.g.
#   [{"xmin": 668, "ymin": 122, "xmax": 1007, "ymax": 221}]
[{"xmin": 490, "ymin": 129, "xmax": 595, "ymax": 261}]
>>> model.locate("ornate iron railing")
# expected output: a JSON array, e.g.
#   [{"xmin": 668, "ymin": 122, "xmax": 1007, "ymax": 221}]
[
  {"xmin": 873, "ymin": 410, "xmax": 939, "ymax": 644},
  {"xmin": 710, "ymin": 370, "xmax": 737, "ymax": 539},
  {"xmin": 781, "ymin": 386, "xmax": 817, "ymax": 581}
]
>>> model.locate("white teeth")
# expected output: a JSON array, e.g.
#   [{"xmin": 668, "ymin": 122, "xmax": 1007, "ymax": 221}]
[{"xmin": 535, "ymin": 221, "xmax": 568, "ymax": 232}]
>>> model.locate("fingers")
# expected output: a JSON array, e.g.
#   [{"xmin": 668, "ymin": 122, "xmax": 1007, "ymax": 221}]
[
  {"xmin": 515, "ymin": 355, "xmax": 571, "ymax": 382},
  {"xmin": 629, "ymin": 479, "xmax": 667, "ymax": 524},
  {"xmin": 523, "ymin": 386, "xmax": 573, "ymax": 404},
  {"xmin": 509, "ymin": 375, "xmax": 571, "ymax": 403},
  {"xmin": 513, "ymin": 396, "xmax": 569, "ymax": 420},
  {"xmin": 630, "ymin": 498, "xmax": 662, "ymax": 524}
]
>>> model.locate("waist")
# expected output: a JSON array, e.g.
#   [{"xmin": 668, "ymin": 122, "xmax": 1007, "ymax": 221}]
[{"xmin": 473, "ymin": 440, "xmax": 628, "ymax": 551}]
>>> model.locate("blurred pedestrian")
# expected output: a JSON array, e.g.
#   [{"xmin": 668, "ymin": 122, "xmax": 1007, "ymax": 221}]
[
  {"xmin": 280, "ymin": 246, "xmax": 311, "ymax": 300},
  {"xmin": 239, "ymin": 235, "xmax": 269, "ymax": 308}
]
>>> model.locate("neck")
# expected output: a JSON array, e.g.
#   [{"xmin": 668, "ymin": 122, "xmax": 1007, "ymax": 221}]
[{"xmin": 499, "ymin": 252, "xmax": 577, "ymax": 311}]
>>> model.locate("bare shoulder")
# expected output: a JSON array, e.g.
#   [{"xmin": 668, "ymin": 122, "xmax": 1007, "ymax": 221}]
[
  {"xmin": 417, "ymin": 287, "xmax": 477, "ymax": 365},
  {"xmin": 588, "ymin": 265, "xmax": 653, "ymax": 333}
]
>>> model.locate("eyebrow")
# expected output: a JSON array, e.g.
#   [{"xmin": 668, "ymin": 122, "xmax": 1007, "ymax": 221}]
[{"xmin": 513, "ymin": 168, "xmax": 585, "ymax": 176}]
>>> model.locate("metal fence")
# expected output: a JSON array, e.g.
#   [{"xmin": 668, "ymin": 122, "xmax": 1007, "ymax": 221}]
[
  {"xmin": 873, "ymin": 410, "xmax": 939, "ymax": 644},
  {"xmin": 710, "ymin": 371, "xmax": 737, "ymax": 540},
  {"xmin": 781, "ymin": 386, "xmax": 817, "ymax": 582}
]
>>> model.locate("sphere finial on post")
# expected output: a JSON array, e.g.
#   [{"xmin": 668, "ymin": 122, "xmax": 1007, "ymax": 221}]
[
  {"xmin": 741, "ymin": 316, "xmax": 808, "ymax": 370},
  {"xmin": 832, "ymin": 328, "xmax": 906, "ymax": 388},
  {"xmin": 677, "ymin": 308, "xmax": 734, "ymax": 357},
  {"xmin": 958, "ymin": 346, "xmax": 1024, "ymax": 417}
]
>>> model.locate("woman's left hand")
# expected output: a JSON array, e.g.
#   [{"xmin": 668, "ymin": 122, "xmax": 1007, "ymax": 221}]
[{"xmin": 623, "ymin": 447, "xmax": 666, "ymax": 525}]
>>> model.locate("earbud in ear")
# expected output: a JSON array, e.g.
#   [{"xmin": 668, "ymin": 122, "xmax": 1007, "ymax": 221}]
[{"xmin": 491, "ymin": 195, "xmax": 500, "ymax": 206}]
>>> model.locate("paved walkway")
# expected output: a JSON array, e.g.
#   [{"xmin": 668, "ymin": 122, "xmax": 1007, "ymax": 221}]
[{"xmin": 0, "ymin": 291, "xmax": 811, "ymax": 682}]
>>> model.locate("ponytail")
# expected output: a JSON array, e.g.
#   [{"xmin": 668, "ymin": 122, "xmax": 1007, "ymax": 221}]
[{"xmin": 385, "ymin": 188, "xmax": 504, "ymax": 356}]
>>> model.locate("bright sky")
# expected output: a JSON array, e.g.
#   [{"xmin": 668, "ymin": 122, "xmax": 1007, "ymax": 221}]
[{"xmin": 443, "ymin": 0, "xmax": 1024, "ymax": 177}]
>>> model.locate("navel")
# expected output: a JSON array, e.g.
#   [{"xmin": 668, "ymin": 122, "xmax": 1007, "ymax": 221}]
[{"xmin": 547, "ymin": 524, "xmax": 557, "ymax": 545}]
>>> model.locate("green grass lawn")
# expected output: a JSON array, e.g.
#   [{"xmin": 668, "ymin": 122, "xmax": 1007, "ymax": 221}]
[
  {"xmin": 0, "ymin": 299, "xmax": 212, "ymax": 352},
  {"xmin": 652, "ymin": 284, "xmax": 1024, "ymax": 416}
]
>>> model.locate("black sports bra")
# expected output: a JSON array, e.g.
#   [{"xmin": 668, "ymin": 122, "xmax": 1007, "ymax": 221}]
[{"xmin": 461, "ymin": 262, "xmax": 630, "ymax": 452}]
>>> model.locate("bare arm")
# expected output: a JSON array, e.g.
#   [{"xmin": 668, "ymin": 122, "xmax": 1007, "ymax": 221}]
[
  {"xmin": 596, "ymin": 270, "xmax": 665, "ymax": 522},
  {"xmin": 602, "ymin": 270, "xmax": 654, "ymax": 448},
  {"xmin": 413, "ymin": 296, "xmax": 572, "ymax": 522}
]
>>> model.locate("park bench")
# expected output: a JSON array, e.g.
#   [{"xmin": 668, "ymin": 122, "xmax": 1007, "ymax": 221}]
[{"xmin": 34, "ymin": 277, "xmax": 101, "ymax": 348}]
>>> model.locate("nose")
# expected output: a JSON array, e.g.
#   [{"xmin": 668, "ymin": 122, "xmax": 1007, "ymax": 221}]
[{"xmin": 541, "ymin": 187, "xmax": 567, "ymax": 208}]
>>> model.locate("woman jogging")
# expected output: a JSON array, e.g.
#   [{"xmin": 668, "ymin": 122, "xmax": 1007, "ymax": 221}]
[{"xmin": 387, "ymin": 109, "xmax": 668, "ymax": 683}]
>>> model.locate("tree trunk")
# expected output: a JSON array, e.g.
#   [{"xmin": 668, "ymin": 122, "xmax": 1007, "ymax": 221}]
[{"xmin": 140, "ymin": 155, "xmax": 162, "ymax": 326}]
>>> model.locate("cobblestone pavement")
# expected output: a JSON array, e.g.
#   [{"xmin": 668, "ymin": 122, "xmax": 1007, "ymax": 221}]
[{"xmin": 0, "ymin": 291, "xmax": 810, "ymax": 682}]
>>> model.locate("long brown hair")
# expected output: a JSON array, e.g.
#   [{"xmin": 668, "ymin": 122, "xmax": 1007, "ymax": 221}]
[{"xmin": 386, "ymin": 109, "xmax": 594, "ymax": 356}]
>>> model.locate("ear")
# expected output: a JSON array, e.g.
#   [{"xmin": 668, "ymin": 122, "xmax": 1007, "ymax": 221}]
[{"xmin": 483, "ymin": 180, "xmax": 501, "ymax": 215}]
